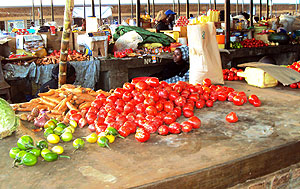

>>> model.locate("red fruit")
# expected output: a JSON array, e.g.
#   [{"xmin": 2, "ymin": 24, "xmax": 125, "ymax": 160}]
[
  {"xmin": 78, "ymin": 118, "xmax": 88, "ymax": 128},
  {"xmin": 70, "ymin": 113, "xmax": 82, "ymax": 123},
  {"xmin": 143, "ymin": 121, "xmax": 157, "ymax": 133},
  {"xmin": 164, "ymin": 101, "xmax": 174, "ymax": 112},
  {"xmin": 203, "ymin": 78, "xmax": 212, "ymax": 87},
  {"xmin": 86, "ymin": 113, "xmax": 97, "ymax": 125},
  {"xmin": 114, "ymin": 88, "xmax": 125, "ymax": 98},
  {"xmin": 174, "ymin": 96, "xmax": 187, "ymax": 107},
  {"xmin": 248, "ymin": 95, "xmax": 259, "ymax": 104},
  {"xmin": 169, "ymin": 91, "xmax": 180, "ymax": 101},
  {"xmin": 168, "ymin": 122, "xmax": 181, "ymax": 134},
  {"xmin": 225, "ymin": 112, "xmax": 239, "ymax": 123},
  {"xmin": 123, "ymin": 104, "xmax": 134, "ymax": 114},
  {"xmin": 88, "ymin": 124, "xmax": 96, "ymax": 132},
  {"xmin": 95, "ymin": 125, "xmax": 107, "ymax": 135},
  {"xmin": 146, "ymin": 77, "xmax": 159, "ymax": 87},
  {"xmin": 135, "ymin": 81, "xmax": 149, "ymax": 92},
  {"xmin": 195, "ymin": 99, "xmax": 206, "ymax": 109},
  {"xmin": 298, "ymin": 82, "xmax": 300, "ymax": 88},
  {"xmin": 91, "ymin": 99, "xmax": 103, "ymax": 109},
  {"xmin": 290, "ymin": 83, "xmax": 298, "ymax": 89},
  {"xmin": 155, "ymin": 101, "xmax": 164, "ymax": 112},
  {"xmin": 118, "ymin": 126, "xmax": 131, "ymax": 137},
  {"xmin": 233, "ymin": 95, "xmax": 245, "ymax": 106},
  {"xmin": 144, "ymin": 97, "xmax": 156, "ymax": 106},
  {"xmin": 135, "ymin": 103, "xmax": 146, "ymax": 114},
  {"xmin": 163, "ymin": 114, "xmax": 177, "ymax": 125},
  {"xmin": 158, "ymin": 125, "xmax": 169, "ymax": 135},
  {"xmin": 135, "ymin": 128, "xmax": 150, "ymax": 142},
  {"xmin": 123, "ymin": 82, "xmax": 135, "ymax": 92},
  {"xmin": 188, "ymin": 93, "xmax": 199, "ymax": 102},
  {"xmin": 183, "ymin": 110, "xmax": 194, "ymax": 118},
  {"xmin": 205, "ymin": 100, "xmax": 214, "ymax": 107},
  {"xmin": 106, "ymin": 95, "xmax": 117, "ymax": 103},
  {"xmin": 173, "ymin": 106, "xmax": 182, "ymax": 117},
  {"xmin": 181, "ymin": 121, "xmax": 193, "ymax": 132},
  {"xmin": 122, "ymin": 91, "xmax": 133, "ymax": 102},
  {"xmin": 188, "ymin": 116, "xmax": 201, "ymax": 129},
  {"xmin": 123, "ymin": 121, "xmax": 137, "ymax": 134},
  {"xmin": 217, "ymin": 92, "xmax": 227, "ymax": 101},
  {"xmin": 145, "ymin": 106, "xmax": 158, "ymax": 116},
  {"xmin": 158, "ymin": 89, "xmax": 169, "ymax": 99}
]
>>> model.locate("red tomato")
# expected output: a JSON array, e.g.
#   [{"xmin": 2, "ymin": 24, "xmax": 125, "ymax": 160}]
[
  {"xmin": 88, "ymin": 106, "xmax": 99, "ymax": 114},
  {"xmin": 227, "ymin": 92, "xmax": 237, "ymax": 102},
  {"xmin": 70, "ymin": 113, "xmax": 82, "ymax": 123},
  {"xmin": 135, "ymin": 128, "xmax": 150, "ymax": 142},
  {"xmin": 133, "ymin": 93, "xmax": 145, "ymax": 104},
  {"xmin": 104, "ymin": 103, "xmax": 116, "ymax": 112},
  {"xmin": 180, "ymin": 90, "xmax": 190, "ymax": 98},
  {"xmin": 203, "ymin": 92, "xmax": 210, "ymax": 101},
  {"xmin": 169, "ymin": 91, "xmax": 180, "ymax": 101},
  {"xmin": 91, "ymin": 99, "xmax": 103, "ymax": 110},
  {"xmin": 135, "ymin": 81, "xmax": 149, "ymax": 92},
  {"xmin": 78, "ymin": 118, "xmax": 88, "ymax": 128},
  {"xmin": 195, "ymin": 99, "xmax": 206, "ymax": 109},
  {"xmin": 143, "ymin": 120, "xmax": 157, "ymax": 133},
  {"xmin": 158, "ymin": 89, "xmax": 169, "ymax": 99},
  {"xmin": 203, "ymin": 78, "xmax": 212, "ymax": 87},
  {"xmin": 164, "ymin": 101, "xmax": 174, "ymax": 112},
  {"xmin": 173, "ymin": 84, "xmax": 183, "ymax": 93},
  {"xmin": 188, "ymin": 116, "xmax": 201, "ymax": 129},
  {"xmin": 152, "ymin": 117, "xmax": 163, "ymax": 127},
  {"xmin": 146, "ymin": 77, "xmax": 160, "ymax": 87},
  {"xmin": 181, "ymin": 121, "xmax": 193, "ymax": 132},
  {"xmin": 248, "ymin": 95, "xmax": 259, "ymax": 104},
  {"xmin": 115, "ymin": 105, "xmax": 124, "ymax": 113},
  {"xmin": 163, "ymin": 114, "xmax": 177, "ymax": 125},
  {"xmin": 188, "ymin": 93, "xmax": 199, "ymax": 102},
  {"xmin": 145, "ymin": 115, "xmax": 155, "ymax": 121},
  {"xmin": 115, "ymin": 114, "xmax": 127, "ymax": 124},
  {"xmin": 173, "ymin": 106, "xmax": 182, "ymax": 118},
  {"xmin": 148, "ymin": 91, "xmax": 159, "ymax": 102},
  {"xmin": 145, "ymin": 106, "xmax": 158, "ymax": 116},
  {"xmin": 122, "ymin": 92, "xmax": 133, "ymax": 102},
  {"xmin": 126, "ymin": 112, "xmax": 136, "ymax": 121},
  {"xmin": 183, "ymin": 110, "xmax": 194, "ymax": 118},
  {"xmin": 155, "ymin": 101, "xmax": 164, "ymax": 112},
  {"xmin": 225, "ymin": 112, "xmax": 238, "ymax": 123},
  {"xmin": 206, "ymin": 100, "xmax": 214, "ymax": 107},
  {"xmin": 70, "ymin": 110, "xmax": 79, "ymax": 115},
  {"xmin": 123, "ymin": 104, "xmax": 134, "ymax": 114},
  {"xmin": 174, "ymin": 96, "xmax": 187, "ymax": 107},
  {"xmin": 158, "ymin": 125, "xmax": 169, "ymax": 135},
  {"xmin": 135, "ymin": 103, "xmax": 146, "ymax": 114},
  {"xmin": 298, "ymin": 82, "xmax": 300, "ymax": 88},
  {"xmin": 118, "ymin": 126, "xmax": 131, "ymax": 137},
  {"xmin": 96, "ymin": 93, "xmax": 106, "ymax": 100},
  {"xmin": 114, "ymin": 88, "xmax": 125, "ymax": 98},
  {"xmin": 169, "ymin": 122, "xmax": 181, "ymax": 134},
  {"xmin": 217, "ymin": 92, "xmax": 227, "ymax": 101},
  {"xmin": 290, "ymin": 83, "xmax": 298, "ymax": 89},
  {"xmin": 123, "ymin": 121, "xmax": 137, "ymax": 134},
  {"xmin": 96, "ymin": 126, "xmax": 107, "ymax": 135},
  {"xmin": 251, "ymin": 98, "xmax": 261, "ymax": 107},
  {"xmin": 107, "ymin": 110, "xmax": 118, "ymax": 117},
  {"xmin": 209, "ymin": 93, "xmax": 218, "ymax": 102},
  {"xmin": 123, "ymin": 82, "xmax": 135, "ymax": 92},
  {"xmin": 144, "ymin": 97, "xmax": 156, "ymax": 106},
  {"xmin": 115, "ymin": 99, "xmax": 125, "ymax": 107},
  {"xmin": 233, "ymin": 95, "xmax": 245, "ymax": 106},
  {"xmin": 106, "ymin": 95, "xmax": 117, "ymax": 103},
  {"xmin": 182, "ymin": 104, "xmax": 194, "ymax": 112},
  {"xmin": 88, "ymin": 124, "xmax": 96, "ymax": 132},
  {"xmin": 136, "ymin": 113, "xmax": 146, "ymax": 120}
]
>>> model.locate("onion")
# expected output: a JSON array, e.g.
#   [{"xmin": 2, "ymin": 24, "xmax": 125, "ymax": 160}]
[{"xmin": 34, "ymin": 113, "xmax": 50, "ymax": 128}]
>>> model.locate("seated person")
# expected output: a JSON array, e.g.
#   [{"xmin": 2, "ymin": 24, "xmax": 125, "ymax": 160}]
[
  {"xmin": 37, "ymin": 63, "xmax": 76, "ymax": 94},
  {"xmin": 150, "ymin": 45, "xmax": 189, "ymax": 83},
  {"xmin": 165, "ymin": 9, "xmax": 177, "ymax": 30}
]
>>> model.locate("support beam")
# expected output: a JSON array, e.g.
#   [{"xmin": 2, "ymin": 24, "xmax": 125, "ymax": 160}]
[
  {"xmin": 118, "ymin": 0, "xmax": 121, "ymax": 24},
  {"xmin": 51, "ymin": 0, "xmax": 54, "ymax": 21},
  {"xmin": 198, "ymin": 0, "xmax": 200, "ymax": 15},
  {"xmin": 40, "ymin": 0, "xmax": 43, "ymax": 25},
  {"xmin": 225, "ymin": 0, "xmax": 230, "ymax": 49},
  {"xmin": 250, "ymin": 0, "xmax": 253, "ymax": 27},
  {"xmin": 177, "ymin": 0, "xmax": 180, "ymax": 16},
  {"xmin": 83, "ymin": 0, "xmax": 86, "ymax": 18},
  {"xmin": 266, "ymin": 0, "xmax": 269, "ymax": 19},
  {"xmin": 242, "ymin": 0, "xmax": 244, "ymax": 12},
  {"xmin": 209, "ymin": 0, "xmax": 212, "ymax": 10},
  {"xmin": 32, "ymin": 0, "xmax": 35, "ymax": 23},
  {"xmin": 99, "ymin": 0, "xmax": 102, "ymax": 25},
  {"xmin": 147, "ymin": 0, "xmax": 150, "ymax": 16},
  {"xmin": 214, "ymin": 0, "xmax": 216, "ymax": 10},
  {"xmin": 270, "ymin": 0, "xmax": 272, "ymax": 17},
  {"xmin": 91, "ymin": 0, "xmax": 95, "ymax": 17},
  {"xmin": 259, "ymin": 0, "xmax": 262, "ymax": 20},
  {"xmin": 136, "ymin": 0, "xmax": 141, "ymax": 27},
  {"xmin": 152, "ymin": 0, "xmax": 155, "ymax": 18},
  {"xmin": 131, "ymin": 0, "xmax": 134, "ymax": 19},
  {"xmin": 186, "ymin": 0, "xmax": 189, "ymax": 18},
  {"xmin": 173, "ymin": 0, "xmax": 175, "ymax": 13},
  {"xmin": 236, "ymin": 0, "xmax": 238, "ymax": 15},
  {"xmin": 59, "ymin": 0, "xmax": 74, "ymax": 87}
]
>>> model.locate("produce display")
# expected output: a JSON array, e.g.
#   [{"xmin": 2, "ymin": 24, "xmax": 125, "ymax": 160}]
[
  {"xmin": 113, "ymin": 46, "xmax": 171, "ymax": 58},
  {"xmin": 0, "ymin": 98, "xmax": 19, "ymax": 139},
  {"xmin": 240, "ymin": 38, "xmax": 268, "ymax": 48},
  {"xmin": 222, "ymin": 68, "xmax": 244, "ymax": 81},
  {"xmin": 287, "ymin": 61, "xmax": 300, "ymax": 88},
  {"xmin": 12, "ymin": 84, "xmax": 111, "ymax": 123},
  {"xmin": 230, "ymin": 41, "xmax": 243, "ymax": 49},
  {"xmin": 175, "ymin": 16, "xmax": 189, "ymax": 27}
]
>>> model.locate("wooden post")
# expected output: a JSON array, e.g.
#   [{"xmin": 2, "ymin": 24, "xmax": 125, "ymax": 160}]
[
  {"xmin": 198, "ymin": 0, "xmax": 200, "ymax": 15},
  {"xmin": 99, "ymin": 0, "xmax": 102, "ymax": 25},
  {"xmin": 32, "ymin": 0, "xmax": 35, "ymax": 24},
  {"xmin": 92, "ymin": 0, "xmax": 95, "ymax": 17},
  {"xmin": 270, "ymin": 0, "xmax": 272, "ymax": 18},
  {"xmin": 259, "ymin": 0, "xmax": 262, "ymax": 20},
  {"xmin": 83, "ymin": 0, "xmax": 86, "ymax": 18},
  {"xmin": 51, "ymin": 0, "xmax": 54, "ymax": 21},
  {"xmin": 242, "ymin": 0, "xmax": 244, "ymax": 12},
  {"xmin": 236, "ymin": 0, "xmax": 238, "ymax": 15},
  {"xmin": 152, "ymin": 0, "xmax": 155, "ymax": 18},
  {"xmin": 59, "ymin": 0, "xmax": 74, "ymax": 88},
  {"xmin": 177, "ymin": 0, "xmax": 180, "ymax": 16},
  {"xmin": 136, "ymin": 0, "xmax": 141, "ymax": 27},
  {"xmin": 147, "ymin": 0, "xmax": 151, "ymax": 16},
  {"xmin": 173, "ymin": 0, "xmax": 175, "ymax": 13},
  {"xmin": 225, "ymin": 0, "xmax": 230, "ymax": 49},
  {"xmin": 40, "ymin": 0, "xmax": 43, "ymax": 25},
  {"xmin": 266, "ymin": 0, "xmax": 269, "ymax": 19},
  {"xmin": 214, "ymin": 0, "xmax": 216, "ymax": 10},
  {"xmin": 250, "ymin": 0, "xmax": 253, "ymax": 27},
  {"xmin": 186, "ymin": 0, "xmax": 189, "ymax": 18},
  {"xmin": 209, "ymin": 0, "xmax": 212, "ymax": 10},
  {"xmin": 118, "ymin": 0, "xmax": 121, "ymax": 24},
  {"xmin": 131, "ymin": 0, "xmax": 134, "ymax": 19}
]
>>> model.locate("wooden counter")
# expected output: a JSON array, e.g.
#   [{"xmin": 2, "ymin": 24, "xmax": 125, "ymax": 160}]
[{"xmin": 1, "ymin": 81, "xmax": 300, "ymax": 188}]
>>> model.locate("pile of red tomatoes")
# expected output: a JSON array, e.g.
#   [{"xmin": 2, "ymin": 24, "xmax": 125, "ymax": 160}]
[
  {"xmin": 70, "ymin": 78, "xmax": 261, "ymax": 143},
  {"xmin": 287, "ymin": 61, "xmax": 300, "ymax": 89},
  {"xmin": 223, "ymin": 68, "xmax": 244, "ymax": 81}
]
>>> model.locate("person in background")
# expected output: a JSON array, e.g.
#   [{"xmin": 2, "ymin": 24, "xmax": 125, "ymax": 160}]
[
  {"xmin": 165, "ymin": 9, "xmax": 177, "ymax": 30},
  {"xmin": 150, "ymin": 45, "xmax": 189, "ymax": 83},
  {"xmin": 154, "ymin": 10, "xmax": 169, "ymax": 33},
  {"xmin": 37, "ymin": 63, "xmax": 76, "ymax": 94},
  {"xmin": 81, "ymin": 18, "xmax": 86, "ymax": 31}
]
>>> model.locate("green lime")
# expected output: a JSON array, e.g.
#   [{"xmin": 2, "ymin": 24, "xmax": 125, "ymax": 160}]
[
  {"xmin": 61, "ymin": 132, "xmax": 73, "ymax": 142},
  {"xmin": 54, "ymin": 126, "xmax": 64, "ymax": 136},
  {"xmin": 44, "ymin": 128, "xmax": 54, "ymax": 138}
]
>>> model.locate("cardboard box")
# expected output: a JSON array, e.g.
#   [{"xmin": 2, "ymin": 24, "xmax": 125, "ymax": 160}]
[{"xmin": 173, "ymin": 26, "xmax": 187, "ymax": 37}]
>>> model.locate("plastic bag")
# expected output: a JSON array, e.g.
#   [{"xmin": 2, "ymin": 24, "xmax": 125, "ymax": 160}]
[
  {"xmin": 187, "ymin": 22, "xmax": 224, "ymax": 85},
  {"xmin": 115, "ymin": 31, "xmax": 143, "ymax": 51}
]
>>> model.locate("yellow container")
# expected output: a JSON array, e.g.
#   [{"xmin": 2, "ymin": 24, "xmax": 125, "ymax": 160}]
[{"xmin": 237, "ymin": 67, "xmax": 278, "ymax": 88}]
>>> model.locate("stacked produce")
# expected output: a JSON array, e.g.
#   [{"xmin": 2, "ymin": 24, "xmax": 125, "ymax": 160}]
[
  {"xmin": 240, "ymin": 38, "xmax": 268, "ymax": 48},
  {"xmin": 230, "ymin": 41, "xmax": 243, "ymax": 49},
  {"xmin": 113, "ymin": 46, "xmax": 171, "ymax": 58},
  {"xmin": 175, "ymin": 16, "xmax": 189, "ymax": 27},
  {"xmin": 12, "ymin": 84, "xmax": 111, "ymax": 123},
  {"xmin": 287, "ymin": 61, "xmax": 300, "ymax": 88},
  {"xmin": 223, "ymin": 68, "xmax": 244, "ymax": 81}
]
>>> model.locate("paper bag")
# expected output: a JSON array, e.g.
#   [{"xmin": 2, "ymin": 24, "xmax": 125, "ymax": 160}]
[{"xmin": 187, "ymin": 23, "xmax": 224, "ymax": 85}]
